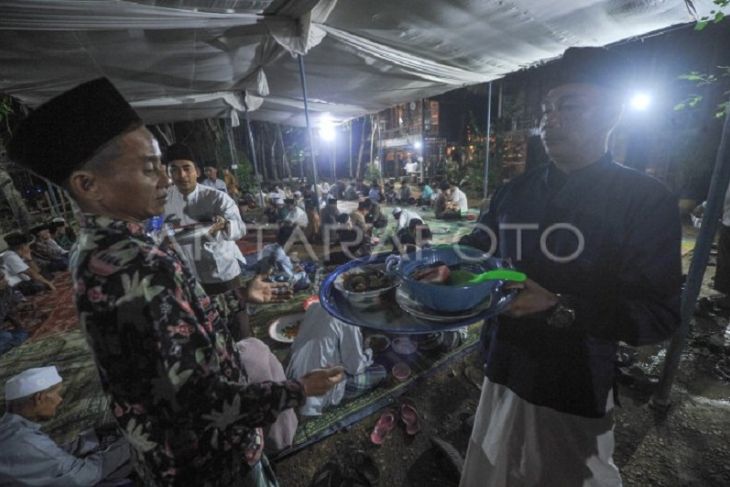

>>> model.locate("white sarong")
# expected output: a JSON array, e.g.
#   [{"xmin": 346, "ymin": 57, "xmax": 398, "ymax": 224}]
[{"xmin": 460, "ymin": 379, "xmax": 622, "ymax": 487}]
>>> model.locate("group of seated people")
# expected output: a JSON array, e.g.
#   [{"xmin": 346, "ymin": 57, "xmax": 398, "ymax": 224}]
[
  {"xmin": 0, "ymin": 218, "xmax": 75, "ymax": 357},
  {"xmin": 0, "ymin": 158, "xmax": 471, "ymax": 484}
]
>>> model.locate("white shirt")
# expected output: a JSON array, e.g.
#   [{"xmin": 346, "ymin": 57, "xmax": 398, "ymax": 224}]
[
  {"xmin": 451, "ymin": 187, "xmax": 469, "ymax": 213},
  {"xmin": 0, "ymin": 413, "xmax": 128, "ymax": 487},
  {"xmin": 405, "ymin": 161, "xmax": 419, "ymax": 174},
  {"xmin": 165, "ymin": 185, "xmax": 246, "ymax": 284},
  {"xmin": 0, "ymin": 250, "xmax": 30, "ymax": 287},
  {"xmin": 201, "ymin": 178, "xmax": 228, "ymax": 193},
  {"xmin": 397, "ymin": 209, "xmax": 422, "ymax": 231},
  {"xmin": 284, "ymin": 206, "xmax": 309, "ymax": 227},
  {"xmin": 286, "ymin": 303, "xmax": 373, "ymax": 416}
]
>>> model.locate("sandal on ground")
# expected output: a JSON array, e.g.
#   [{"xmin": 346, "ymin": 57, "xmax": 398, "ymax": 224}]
[
  {"xmin": 400, "ymin": 398, "xmax": 421, "ymax": 436},
  {"xmin": 370, "ymin": 410, "xmax": 396, "ymax": 445},
  {"xmin": 309, "ymin": 462, "xmax": 343, "ymax": 487}
]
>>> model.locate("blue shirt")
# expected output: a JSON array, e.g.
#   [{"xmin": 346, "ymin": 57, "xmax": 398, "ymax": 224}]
[
  {"xmin": 461, "ymin": 156, "xmax": 682, "ymax": 417},
  {"xmin": 421, "ymin": 185, "xmax": 434, "ymax": 200},
  {"xmin": 368, "ymin": 188, "xmax": 381, "ymax": 203}
]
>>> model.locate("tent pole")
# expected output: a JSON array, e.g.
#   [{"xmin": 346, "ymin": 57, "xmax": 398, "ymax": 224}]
[
  {"xmin": 349, "ymin": 122, "xmax": 353, "ymax": 179},
  {"xmin": 483, "ymin": 81, "xmax": 493, "ymax": 199},
  {"xmin": 242, "ymin": 99, "xmax": 262, "ymax": 204},
  {"xmin": 46, "ymin": 181, "xmax": 61, "ymax": 218},
  {"xmin": 298, "ymin": 54, "xmax": 320, "ymax": 210},
  {"xmin": 653, "ymin": 109, "xmax": 730, "ymax": 408},
  {"xmin": 226, "ymin": 119, "xmax": 239, "ymax": 169}
]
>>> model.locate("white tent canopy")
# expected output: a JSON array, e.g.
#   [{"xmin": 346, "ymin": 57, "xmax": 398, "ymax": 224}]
[{"xmin": 0, "ymin": 0, "xmax": 709, "ymax": 127}]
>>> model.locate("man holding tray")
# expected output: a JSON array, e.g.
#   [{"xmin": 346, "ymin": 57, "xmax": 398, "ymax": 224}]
[{"xmin": 459, "ymin": 47, "xmax": 682, "ymax": 486}]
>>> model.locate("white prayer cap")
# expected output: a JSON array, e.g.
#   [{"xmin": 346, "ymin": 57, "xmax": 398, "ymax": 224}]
[
  {"xmin": 4, "ymin": 366, "xmax": 62, "ymax": 401},
  {"xmin": 294, "ymin": 191, "xmax": 302, "ymax": 197},
  {"xmin": 392, "ymin": 207, "xmax": 402, "ymax": 216}
]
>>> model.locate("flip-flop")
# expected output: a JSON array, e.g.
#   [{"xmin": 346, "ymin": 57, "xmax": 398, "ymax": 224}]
[
  {"xmin": 400, "ymin": 399, "xmax": 421, "ymax": 436},
  {"xmin": 308, "ymin": 462, "xmax": 343, "ymax": 487},
  {"xmin": 370, "ymin": 410, "xmax": 396, "ymax": 445}
]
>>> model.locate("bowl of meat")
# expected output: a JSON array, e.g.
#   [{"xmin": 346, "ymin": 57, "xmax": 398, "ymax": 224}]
[{"xmin": 334, "ymin": 265, "xmax": 397, "ymax": 310}]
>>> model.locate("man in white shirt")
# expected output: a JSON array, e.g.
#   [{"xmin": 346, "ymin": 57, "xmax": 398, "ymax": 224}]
[
  {"xmin": 392, "ymin": 207, "xmax": 422, "ymax": 232},
  {"xmin": 202, "ymin": 165, "xmax": 228, "ymax": 193},
  {"xmin": 283, "ymin": 198, "xmax": 309, "ymax": 228},
  {"xmin": 450, "ymin": 184, "xmax": 469, "ymax": 215},
  {"xmin": 1, "ymin": 232, "xmax": 55, "ymax": 295},
  {"xmin": 165, "ymin": 143, "xmax": 257, "ymax": 339},
  {"xmin": 286, "ymin": 303, "xmax": 386, "ymax": 416},
  {"xmin": 0, "ymin": 366, "xmax": 131, "ymax": 486}
]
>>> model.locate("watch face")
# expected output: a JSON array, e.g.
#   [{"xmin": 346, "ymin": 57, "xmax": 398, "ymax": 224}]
[{"xmin": 548, "ymin": 304, "xmax": 575, "ymax": 328}]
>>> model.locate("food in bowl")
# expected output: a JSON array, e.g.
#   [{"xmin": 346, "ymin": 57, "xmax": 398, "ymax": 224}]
[{"xmin": 343, "ymin": 268, "xmax": 392, "ymax": 292}]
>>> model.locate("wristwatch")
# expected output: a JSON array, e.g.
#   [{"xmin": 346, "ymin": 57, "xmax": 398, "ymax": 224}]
[{"xmin": 546, "ymin": 294, "xmax": 576, "ymax": 329}]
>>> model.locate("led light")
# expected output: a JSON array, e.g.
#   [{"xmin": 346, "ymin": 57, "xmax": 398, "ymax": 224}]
[
  {"xmin": 319, "ymin": 113, "xmax": 336, "ymax": 141},
  {"xmin": 629, "ymin": 92, "xmax": 651, "ymax": 111},
  {"xmin": 414, "ymin": 141, "xmax": 423, "ymax": 150}
]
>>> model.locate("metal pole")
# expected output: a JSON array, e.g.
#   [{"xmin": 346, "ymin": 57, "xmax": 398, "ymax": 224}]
[
  {"xmin": 45, "ymin": 181, "xmax": 61, "ymax": 217},
  {"xmin": 297, "ymin": 54, "xmax": 320, "ymax": 210},
  {"xmin": 225, "ymin": 119, "xmax": 239, "ymax": 169},
  {"xmin": 653, "ymin": 109, "xmax": 730, "ymax": 407},
  {"xmin": 483, "ymin": 81, "xmax": 493, "ymax": 199},
  {"xmin": 421, "ymin": 99, "xmax": 426, "ymax": 183},
  {"xmin": 349, "ymin": 121, "xmax": 353, "ymax": 179}
]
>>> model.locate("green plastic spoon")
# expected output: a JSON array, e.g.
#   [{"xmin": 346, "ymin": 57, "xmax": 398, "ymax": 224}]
[{"xmin": 449, "ymin": 269, "xmax": 527, "ymax": 285}]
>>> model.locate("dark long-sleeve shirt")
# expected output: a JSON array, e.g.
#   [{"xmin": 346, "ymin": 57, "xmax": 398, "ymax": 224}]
[
  {"xmin": 461, "ymin": 156, "xmax": 682, "ymax": 417},
  {"xmin": 71, "ymin": 214, "xmax": 305, "ymax": 486}
]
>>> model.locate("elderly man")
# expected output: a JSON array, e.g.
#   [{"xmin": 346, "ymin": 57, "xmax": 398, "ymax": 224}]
[
  {"xmin": 201, "ymin": 164, "xmax": 228, "ymax": 193},
  {"xmin": 8, "ymin": 78, "xmax": 343, "ymax": 487},
  {"xmin": 0, "ymin": 366, "xmax": 131, "ymax": 486},
  {"xmin": 458, "ymin": 47, "xmax": 682, "ymax": 486},
  {"xmin": 392, "ymin": 207, "xmax": 421, "ymax": 232},
  {"xmin": 164, "ymin": 143, "xmax": 258, "ymax": 340}
]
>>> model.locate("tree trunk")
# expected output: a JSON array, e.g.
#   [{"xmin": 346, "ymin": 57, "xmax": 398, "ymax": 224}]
[
  {"xmin": 270, "ymin": 125, "xmax": 279, "ymax": 181},
  {"xmin": 277, "ymin": 125, "xmax": 292, "ymax": 180},
  {"xmin": 257, "ymin": 124, "xmax": 268, "ymax": 181}
]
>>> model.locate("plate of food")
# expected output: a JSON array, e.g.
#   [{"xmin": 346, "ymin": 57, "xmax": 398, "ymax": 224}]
[{"xmin": 268, "ymin": 313, "xmax": 305, "ymax": 343}]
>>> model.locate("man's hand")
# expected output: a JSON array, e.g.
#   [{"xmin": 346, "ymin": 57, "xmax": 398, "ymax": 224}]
[
  {"xmin": 246, "ymin": 275, "xmax": 292, "ymax": 304},
  {"xmin": 208, "ymin": 216, "xmax": 228, "ymax": 236},
  {"xmin": 299, "ymin": 366, "xmax": 346, "ymax": 397},
  {"xmin": 502, "ymin": 278, "xmax": 558, "ymax": 318}
]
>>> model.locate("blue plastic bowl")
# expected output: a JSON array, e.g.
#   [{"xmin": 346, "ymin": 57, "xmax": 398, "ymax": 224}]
[{"xmin": 389, "ymin": 246, "xmax": 506, "ymax": 313}]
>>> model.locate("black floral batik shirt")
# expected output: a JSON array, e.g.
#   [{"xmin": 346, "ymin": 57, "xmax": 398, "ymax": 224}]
[{"xmin": 70, "ymin": 214, "xmax": 304, "ymax": 486}]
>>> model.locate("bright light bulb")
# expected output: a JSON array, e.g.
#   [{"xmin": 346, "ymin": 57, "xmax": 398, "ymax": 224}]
[
  {"xmin": 629, "ymin": 93, "xmax": 651, "ymax": 111},
  {"xmin": 414, "ymin": 141, "xmax": 423, "ymax": 150},
  {"xmin": 319, "ymin": 113, "xmax": 336, "ymax": 141}
]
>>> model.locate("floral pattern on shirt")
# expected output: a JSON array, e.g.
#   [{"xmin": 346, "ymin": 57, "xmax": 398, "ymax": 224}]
[{"xmin": 70, "ymin": 214, "xmax": 304, "ymax": 487}]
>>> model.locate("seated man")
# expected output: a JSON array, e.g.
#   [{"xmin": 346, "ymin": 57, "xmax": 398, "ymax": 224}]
[
  {"xmin": 417, "ymin": 181, "xmax": 434, "ymax": 207},
  {"xmin": 0, "ymin": 366, "xmax": 131, "ymax": 486},
  {"xmin": 363, "ymin": 198, "xmax": 388, "ymax": 229},
  {"xmin": 0, "ymin": 270, "xmax": 29, "ymax": 356},
  {"xmin": 286, "ymin": 303, "xmax": 386, "ymax": 416},
  {"xmin": 30, "ymin": 223, "xmax": 69, "ymax": 273},
  {"xmin": 392, "ymin": 218, "xmax": 433, "ymax": 254},
  {"xmin": 450, "ymin": 182, "xmax": 469, "ymax": 215},
  {"xmin": 258, "ymin": 225, "xmax": 309, "ymax": 290},
  {"xmin": 343, "ymin": 182, "xmax": 359, "ymax": 201},
  {"xmin": 320, "ymin": 196, "xmax": 341, "ymax": 245},
  {"xmin": 392, "ymin": 207, "xmax": 422, "ymax": 232},
  {"xmin": 201, "ymin": 164, "xmax": 228, "ymax": 193},
  {"xmin": 434, "ymin": 181, "xmax": 462, "ymax": 220},
  {"xmin": 397, "ymin": 178, "xmax": 412, "ymax": 205},
  {"xmin": 49, "ymin": 218, "xmax": 76, "ymax": 251},
  {"xmin": 283, "ymin": 198, "xmax": 309, "ymax": 228},
  {"xmin": 1, "ymin": 232, "xmax": 55, "ymax": 296}
]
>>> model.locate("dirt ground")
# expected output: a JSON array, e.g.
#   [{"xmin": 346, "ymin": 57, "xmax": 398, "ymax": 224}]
[{"xmin": 274, "ymin": 231, "xmax": 730, "ymax": 487}]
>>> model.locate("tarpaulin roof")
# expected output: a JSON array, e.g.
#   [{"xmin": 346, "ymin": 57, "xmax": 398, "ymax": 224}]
[{"xmin": 0, "ymin": 0, "xmax": 709, "ymax": 127}]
